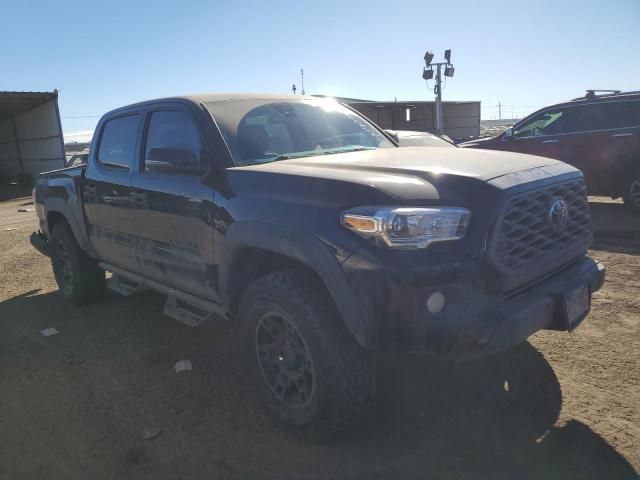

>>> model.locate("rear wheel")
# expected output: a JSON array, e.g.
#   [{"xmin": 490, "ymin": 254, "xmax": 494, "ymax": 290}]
[
  {"xmin": 622, "ymin": 172, "xmax": 640, "ymax": 214},
  {"xmin": 239, "ymin": 270, "xmax": 373, "ymax": 441},
  {"xmin": 50, "ymin": 222, "xmax": 105, "ymax": 304}
]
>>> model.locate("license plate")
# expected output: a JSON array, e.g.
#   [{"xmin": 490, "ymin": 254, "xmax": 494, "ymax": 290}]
[{"xmin": 563, "ymin": 284, "xmax": 590, "ymax": 330}]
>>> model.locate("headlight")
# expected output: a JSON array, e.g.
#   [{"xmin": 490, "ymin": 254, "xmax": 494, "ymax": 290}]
[{"xmin": 341, "ymin": 206, "xmax": 470, "ymax": 249}]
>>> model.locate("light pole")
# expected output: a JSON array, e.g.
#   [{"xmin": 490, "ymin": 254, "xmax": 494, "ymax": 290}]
[
  {"xmin": 422, "ymin": 49, "xmax": 455, "ymax": 137},
  {"xmin": 300, "ymin": 69, "xmax": 305, "ymax": 95}
]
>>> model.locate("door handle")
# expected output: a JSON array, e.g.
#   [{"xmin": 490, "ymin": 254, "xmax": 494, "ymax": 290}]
[
  {"xmin": 612, "ymin": 133, "xmax": 633, "ymax": 138},
  {"xmin": 83, "ymin": 184, "xmax": 97, "ymax": 194},
  {"xmin": 542, "ymin": 139, "xmax": 559, "ymax": 144}
]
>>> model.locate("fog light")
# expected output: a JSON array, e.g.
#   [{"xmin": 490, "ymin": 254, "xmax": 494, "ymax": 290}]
[{"xmin": 426, "ymin": 292, "xmax": 446, "ymax": 314}]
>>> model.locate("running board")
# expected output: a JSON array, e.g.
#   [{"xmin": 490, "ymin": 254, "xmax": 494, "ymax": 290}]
[
  {"xmin": 164, "ymin": 293, "xmax": 214, "ymax": 327},
  {"xmin": 107, "ymin": 274, "xmax": 147, "ymax": 296},
  {"xmin": 99, "ymin": 262, "xmax": 232, "ymax": 327}
]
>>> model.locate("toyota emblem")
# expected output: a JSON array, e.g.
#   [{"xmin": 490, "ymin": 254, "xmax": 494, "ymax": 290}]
[{"xmin": 548, "ymin": 198, "xmax": 569, "ymax": 231}]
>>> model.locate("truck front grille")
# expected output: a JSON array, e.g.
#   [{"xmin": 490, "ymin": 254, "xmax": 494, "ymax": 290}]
[{"xmin": 489, "ymin": 178, "xmax": 592, "ymax": 285}]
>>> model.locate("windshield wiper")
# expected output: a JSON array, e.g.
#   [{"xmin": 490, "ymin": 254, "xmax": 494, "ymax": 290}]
[
  {"xmin": 322, "ymin": 146, "xmax": 376, "ymax": 155},
  {"xmin": 255, "ymin": 147, "xmax": 376, "ymax": 164}
]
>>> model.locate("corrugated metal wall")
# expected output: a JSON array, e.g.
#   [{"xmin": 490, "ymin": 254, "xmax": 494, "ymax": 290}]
[
  {"xmin": 347, "ymin": 101, "xmax": 480, "ymax": 139},
  {"xmin": 0, "ymin": 98, "xmax": 65, "ymax": 177}
]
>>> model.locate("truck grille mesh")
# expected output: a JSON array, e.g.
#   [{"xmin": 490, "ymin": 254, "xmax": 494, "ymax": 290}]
[{"xmin": 493, "ymin": 179, "xmax": 591, "ymax": 271}]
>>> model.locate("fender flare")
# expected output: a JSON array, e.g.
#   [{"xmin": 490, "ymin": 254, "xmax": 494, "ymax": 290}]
[
  {"xmin": 41, "ymin": 181, "xmax": 95, "ymax": 257},
  {"xmin": 219, "ymin": 221, "xmax": 370, "ymax": 347}
]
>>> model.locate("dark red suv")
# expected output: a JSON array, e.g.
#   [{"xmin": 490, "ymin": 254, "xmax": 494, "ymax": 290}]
[{"xmin": 461, "ymin": 90, "xmax": 640, "ymax": 213}]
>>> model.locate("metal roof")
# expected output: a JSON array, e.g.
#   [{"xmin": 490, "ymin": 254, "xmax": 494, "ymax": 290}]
[{"xmin": 0, "ymin": 91, "xmax": 58, "ymax": 121}]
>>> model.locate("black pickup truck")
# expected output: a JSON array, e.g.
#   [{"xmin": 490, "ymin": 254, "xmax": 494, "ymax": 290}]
[{"xmin": 31, "ymin": 94, "xmax": 605, "ymax": 440}]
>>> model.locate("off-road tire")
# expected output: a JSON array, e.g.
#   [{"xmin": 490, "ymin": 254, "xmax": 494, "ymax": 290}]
[
  {"xmin": 50, "ymin": 222, "xmax": 105, "ymax": 305},
  {"xmin": 622, "ymin": 171, "xmax": 640, "ymax": 215},
  {"xmin": 238, "ymin": 270, "xmax": 373, "ymax": 442}
]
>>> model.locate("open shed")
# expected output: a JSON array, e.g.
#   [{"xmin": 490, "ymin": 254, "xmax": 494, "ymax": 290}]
[{"xmin": 0, "ymin": 91, "xmax": 65, "ymax": 180}]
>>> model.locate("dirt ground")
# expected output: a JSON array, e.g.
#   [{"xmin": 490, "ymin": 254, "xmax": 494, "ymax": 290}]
[{"xmin": 0, "ymin": 185, "xmax": 638, "ymax": 480}]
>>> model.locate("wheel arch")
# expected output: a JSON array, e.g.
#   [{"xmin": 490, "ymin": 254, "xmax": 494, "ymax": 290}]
[{"xmin": 219, "ymin": 222, "xmax": 371, "ymax": 347}]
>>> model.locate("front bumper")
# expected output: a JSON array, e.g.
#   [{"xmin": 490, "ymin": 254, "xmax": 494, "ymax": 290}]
[{"xmin": 341, "ymin": 252, "xmax": 605, "ymax": 358}]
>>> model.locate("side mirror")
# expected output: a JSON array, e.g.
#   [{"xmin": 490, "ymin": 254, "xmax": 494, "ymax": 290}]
[
  {"xmin": 146, "ymin": 148, "xmax": 200, "ymax": 174},
  {"xmin": 502, "ymin": 127, "xmax": 514, "ymax": 141}
]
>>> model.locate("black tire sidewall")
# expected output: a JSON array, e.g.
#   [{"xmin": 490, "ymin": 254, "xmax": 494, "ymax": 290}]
[
  {"xmin": 50, "ymin": 223, "xmax": 104, "ymax": 304},
  {"xmin": 50, "ymin": 224, "xmax": 82, "ymax": 301},
  {"xmin": 241, "ymin": 288, "xmax": 327, "ymax": 428},
  {"xmin": 623, "ymin": 172, "xmax": 640, "ymax": 214}
]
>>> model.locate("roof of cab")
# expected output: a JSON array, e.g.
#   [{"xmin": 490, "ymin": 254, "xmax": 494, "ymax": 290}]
[{"xmin": 104, "ymin": 93, "xmax": 319, "ymax": 117}]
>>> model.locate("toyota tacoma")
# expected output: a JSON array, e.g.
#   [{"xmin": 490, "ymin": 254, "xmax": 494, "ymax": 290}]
[{"xmin": 31, "ymin": 94, "xmax": 605, "ymax": 440}]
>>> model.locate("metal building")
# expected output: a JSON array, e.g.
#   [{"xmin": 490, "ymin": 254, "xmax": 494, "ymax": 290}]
[
  {"xmin": 331, "ymin": 97, "xmax": 481, "ymax": 140},
  {"xmin": 0, "ymin": 91, "xmax": 65, "ymax": 179}
]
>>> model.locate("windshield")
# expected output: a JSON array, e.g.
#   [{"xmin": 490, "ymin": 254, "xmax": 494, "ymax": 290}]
[{"xmin": 205, "ymin": 98, "xmax": 394, "ymax": 166}]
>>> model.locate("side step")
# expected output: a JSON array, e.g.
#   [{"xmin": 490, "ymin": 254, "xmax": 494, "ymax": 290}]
[
  {"xmin": 99, "ymin": 262, "xmax": 232, "ymax": 327},
  {"xmin": 164, "ymin": 293, "xmax": 215, "ymax": 327},
  {"xmin": 107, "ymin": 274, "xmax": 147, "ymax": 296}
]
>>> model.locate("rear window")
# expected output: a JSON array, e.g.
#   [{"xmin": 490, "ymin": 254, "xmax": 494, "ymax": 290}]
[
  {"xmin": 97, "ymin": 114, "xmax": 140, "ymax": 169},
  {"xmin": 584, "ymin": 101, "xmax": 640, "ymax": 130}
]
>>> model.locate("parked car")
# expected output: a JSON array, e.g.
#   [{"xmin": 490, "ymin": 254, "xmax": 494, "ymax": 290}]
[
  {"xmin": 385, "ymin": 129, "xmax": 456, "ymax": 147},
  {"xmin": 461, "ymin": 90, "xmax": 640, "ymax": 212},
  {"xmin": 31, "ymin": 94, "xmax": 605, "ymax": 440}
]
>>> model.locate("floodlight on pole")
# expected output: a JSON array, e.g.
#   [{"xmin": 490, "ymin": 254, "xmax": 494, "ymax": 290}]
[
  {"xmin": 422, "ymin": 68, "xmax": 434, "ymax": 80},
  {"xmin": 424, "ymin": 51, "xmax": 434, "ymax": 65},
  {"xmin": 420, "ymin": 49, "xmax": 455, "ymax": 137}
]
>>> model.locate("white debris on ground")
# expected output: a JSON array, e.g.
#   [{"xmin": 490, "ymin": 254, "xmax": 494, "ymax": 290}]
[
  {"xmin": 174, "ymin": 360, "xmax": 192, "ymax": 373},
  {"xmin": 40, "ymin": 327, "xmax": 60, "ymax": 337},
  {"xmin": 503, "ymin": 380, "xmax": 509, "ymax": 392}
]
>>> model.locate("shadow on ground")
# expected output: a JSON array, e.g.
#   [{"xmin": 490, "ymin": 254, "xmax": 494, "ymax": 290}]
[
  {"xmin": 0, "ymin": 290, "xmax": 636, "ymax": 480},
  {"xmin": 589, "ymin": 200, "xmax": 640, "ymax": 254},
  {"xmin": 0, "ymin": 183, "xmax": 32, "ymax": 201}
]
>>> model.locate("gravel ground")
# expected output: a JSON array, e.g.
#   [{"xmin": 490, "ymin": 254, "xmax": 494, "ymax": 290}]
[{"xmin": 0, "ymin": 186, "xmax": 638, "ymax": 480}]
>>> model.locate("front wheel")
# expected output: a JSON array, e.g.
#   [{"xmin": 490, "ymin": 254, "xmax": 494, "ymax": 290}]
[
  {"xmin": 622, "ymin": 172, "xmax": 640, "ymax": 214},
  {"xmin": 50, "ymin": 222, "xmax": 105, "ymax": 305},
  {"xmin": 239, "ymin": 270, "xmax": 373, "ymax": 441}
]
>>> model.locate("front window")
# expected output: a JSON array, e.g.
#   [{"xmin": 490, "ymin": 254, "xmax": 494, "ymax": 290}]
[
  {"xmin": 513, "ymin": 109, "xmax": 567, "ymax": 138},
  {"xmin": 205, "ymin": 98, "xmax": 394, "ymax": 166}
]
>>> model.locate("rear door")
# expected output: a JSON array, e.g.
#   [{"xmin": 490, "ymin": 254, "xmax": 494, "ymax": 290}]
[
  {"xmin": 128, "ymin": 104, "xmax": 217, "ymax": 299},
  {"xmin": 83, "ymin": 112, "xmax": 141, "ymax": 267}
]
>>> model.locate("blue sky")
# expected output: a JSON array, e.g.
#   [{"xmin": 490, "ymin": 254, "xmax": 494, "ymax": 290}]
[{"xmin": 2, "ymin": 0, "xmax": 638, "ymax": 137}]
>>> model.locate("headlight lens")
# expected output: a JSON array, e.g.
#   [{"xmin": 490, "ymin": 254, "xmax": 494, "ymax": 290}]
[{"xmin": 341, "ymin": 206, "xmax": 471, "ymax": 249}]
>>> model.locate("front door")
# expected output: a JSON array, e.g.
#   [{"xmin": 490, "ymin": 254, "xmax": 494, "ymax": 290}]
[
  {"xmin": 128, "ymin": 106, "xmax": 217, "ymax": 300},
  {"xmin": 505, "ymin": 107, "xmax": 569, "ymax": 161}
]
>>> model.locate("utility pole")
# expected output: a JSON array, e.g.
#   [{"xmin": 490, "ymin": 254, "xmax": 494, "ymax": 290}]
[
  {"xmin": 498, "ymin": 101, "xmax": 502, "ymax": 120},
  {"xmin": 422, "ymin": 50, "xmax": 454, "ymax": 137},
  {"xmin": 434, "ymin": 64, "xmax": 443, "ymax": 136},
  {"xmin": 300, "ymin": 69, "xmax": 305, "ymax": 95}
]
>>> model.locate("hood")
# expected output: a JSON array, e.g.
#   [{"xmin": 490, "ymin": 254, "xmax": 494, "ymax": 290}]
[{"xmin": 231, "ymin": 146, "xmax": 568, "ymax": 200}]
